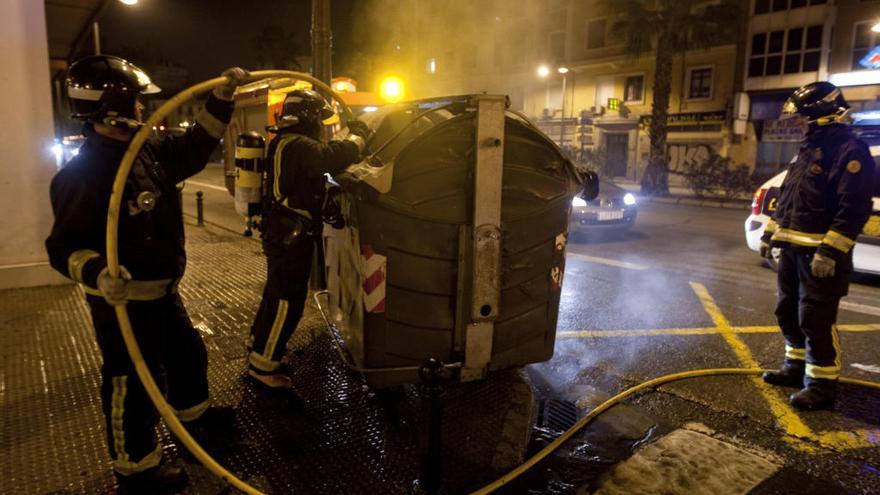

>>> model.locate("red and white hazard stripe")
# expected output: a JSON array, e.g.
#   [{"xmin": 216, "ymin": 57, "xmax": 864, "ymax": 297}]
[{"xmin": 361, "ymin": 244, "xmax": 386, "ymax": 313}]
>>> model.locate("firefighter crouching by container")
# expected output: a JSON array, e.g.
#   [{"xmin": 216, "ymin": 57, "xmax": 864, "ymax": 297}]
[
  {"xmin": 246, "ymin": 89, "xmax": 370, "ymax": 389},
  {"xmin": 44, "ymin": 55, "xmax": 248, "ymax": 493},
  {"xmin": 760, "ymin": 81, "xmax": 875, "ymax": 411}
]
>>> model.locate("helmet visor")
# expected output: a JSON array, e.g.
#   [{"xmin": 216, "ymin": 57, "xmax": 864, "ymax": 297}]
[{"xmin": 132, "ymin": 67, "xmax": 161, "ymax": 95}]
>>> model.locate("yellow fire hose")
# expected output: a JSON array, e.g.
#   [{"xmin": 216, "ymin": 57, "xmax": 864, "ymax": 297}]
[
  {"xmin": 105, "ymin": 72, "xmax": 880, "ymax": 495},
  {"xmin": 106, "ymin": 70, "xmax": 352, "ymax": 495},
  {"xmin": 470, "ymin": 369, "xmax": 880, "ymax": 495}
]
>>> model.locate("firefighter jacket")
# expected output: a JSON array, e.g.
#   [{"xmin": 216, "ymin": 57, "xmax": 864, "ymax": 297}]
[
  {"xmin": 764, "ymin": 124, "xmax": 875, "ymax": 260},
  {"xmin": 45, "ymin": 95, "xmax": 233, "ymax": 292},
  {"xmin": 262, "ymin": 131, "xmax": 359, "ymax": 247}
]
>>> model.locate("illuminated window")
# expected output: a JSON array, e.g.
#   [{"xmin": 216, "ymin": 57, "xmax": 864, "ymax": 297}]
[
  {"xmin": 624, "ymin": 75, "xmax": 644, "ymax": 103},
  {"xmin": 853, "ymin": 21, "xmax": 880, "ymax": 70},
  {"xmin": 687, "ymin": 67, "xmax": 713, "ymax": 100}
]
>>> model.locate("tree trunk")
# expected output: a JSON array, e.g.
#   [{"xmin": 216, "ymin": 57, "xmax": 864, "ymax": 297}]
[{"xmin": 642, "ymin": 33, "xmax": 674, "ymax": 196}]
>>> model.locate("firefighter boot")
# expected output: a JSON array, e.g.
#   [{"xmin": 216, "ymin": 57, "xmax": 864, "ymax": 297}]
[
  {"xmin": 115, "ymin": 462, "xmax": 188, "ymax": 494},
  {"xmin": 790, "ymin": 379, "xmax": 837, "ymax": 411},
  {"xmin": 178, "ymin": 406, "xmax": 237, "ymax": 462},
  {"xmin": 247, "ymin": 363, "xmax": 293, "ymax": 389},
  {"xmin": 762, "ymin": 359, "xmax": 805, "ymax": 388}
]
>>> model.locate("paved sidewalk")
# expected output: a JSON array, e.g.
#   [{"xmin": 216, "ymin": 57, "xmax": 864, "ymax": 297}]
[
  {"xmin": 612, "ymin": 179, "xmax": 753, "ymax": 211},
  {"xmin": 0, "ymin": 220, "xmax": 528, "ymax": 494}
]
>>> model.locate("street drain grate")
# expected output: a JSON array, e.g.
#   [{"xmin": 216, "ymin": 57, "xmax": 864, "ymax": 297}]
[{"xmin": 533, "ymin": 399, "xmax": 579, "ymax": 444}]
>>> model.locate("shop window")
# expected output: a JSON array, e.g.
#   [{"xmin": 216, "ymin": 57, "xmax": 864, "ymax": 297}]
[
  {"xmin": 687, "ymin": 67, "xmax": 713, "ymax": 100},
  {"xmin": 749, "ymin": 25, "xmax": 823, "ymax": 77},
  {"xmin": 853, "ymin": 21, "xmax": 880, "ymax": 70},
  {"xmin": 624, "ymin": 75, "xmax": 644, "ymax": 103},
  {"xmin": 586, "ymin": 18, "xmax": 606, "ymax": 49}
]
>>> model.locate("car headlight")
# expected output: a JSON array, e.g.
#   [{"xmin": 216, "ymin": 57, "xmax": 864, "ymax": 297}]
[
  {"xmin": 572, "ymin": 196, "xmax": 587, "ymax": 207},
  {"xmin": 623, "ymin": 193, "xmax": 636, "ymax": 206}
]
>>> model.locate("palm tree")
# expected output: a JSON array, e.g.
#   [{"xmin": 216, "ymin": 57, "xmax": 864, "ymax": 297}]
[{"xmin": 611, "ymin": 0, "xmax": 743, "ymax": 195}]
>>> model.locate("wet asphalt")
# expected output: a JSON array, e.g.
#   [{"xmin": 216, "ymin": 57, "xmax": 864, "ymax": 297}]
[
  {"xmin": 531, "ymin": 200, "xmax": 880, "ymax": 495},
  {"xmin": 190, "ymin": 165, "xmax": 880, "ymax": 494}
]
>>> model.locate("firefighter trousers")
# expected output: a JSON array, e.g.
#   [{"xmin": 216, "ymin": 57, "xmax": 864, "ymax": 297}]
[
  {"xmin": 86, "ymin": 293, "xmax": 209, "ymax": 476},
  {"xmin": 248, "ymin": 238, "xmax": 314, "ymax": 372},
  {"xmin": 775, "ymin": 247, "xmax": 851, "ymax": 385}
]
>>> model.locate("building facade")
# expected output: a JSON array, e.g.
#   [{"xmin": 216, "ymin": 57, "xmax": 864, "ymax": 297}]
[
  {"xmin": 385, "ymin": 0, "xmax": 880, "ymax": 182},
  {"xmin": 399, "ymin": 0, "xmax": 745, "ymax": 183}
]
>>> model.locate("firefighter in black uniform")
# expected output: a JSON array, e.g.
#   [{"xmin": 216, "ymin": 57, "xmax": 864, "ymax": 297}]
[
  {"xmin": 761, "ymin": 81, "xmax": 875, "ymax": 410},
  {"xmin": 246, "ymin": 89, "xmax": 369, "ymax": 388},
  {"xmin": 45, "ymin": 55, "xmax": 247, "ymax": 493}
]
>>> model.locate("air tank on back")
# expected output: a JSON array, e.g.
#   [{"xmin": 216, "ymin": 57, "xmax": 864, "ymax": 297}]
[
  {"xmin": 322, "ymin": 94, "xmax": 594, "ymax": 388},
  {"xmin": 234, "ymin": 131, "xmax": 266, "ymax": 232}
]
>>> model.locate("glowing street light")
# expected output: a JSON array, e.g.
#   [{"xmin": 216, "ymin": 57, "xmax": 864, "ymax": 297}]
[
  {"xmin": 119, "ymin": 0, "xmax": 139, "ymax": 5},
  {"xmin": 536, "ymin": 65, "xmax": 551, "ymax": 78},
  {"xmin": 558, "ymin": 66, "xmax": 569, "ymax": 74},
  {"xmin": 873, "ymin": 21, "xmax": 880, "ymax": 33}
]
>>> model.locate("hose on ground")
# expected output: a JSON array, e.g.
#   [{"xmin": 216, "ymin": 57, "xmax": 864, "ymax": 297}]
[
  {"xmin": 107, "ymin": 70, "xmax": 352, "ymax": 495},
  {"xmin": 469, "ymin": 368, "xmax": 880, "ymax": 495}
]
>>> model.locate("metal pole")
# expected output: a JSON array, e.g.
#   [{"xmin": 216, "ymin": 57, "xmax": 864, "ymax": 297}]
[
  {"xmin": 92, "ymin": 22, "xmax": 101, "ymax": 55},
  {"xmin": 560, "ymin": 73, "xmax": 566, "ymax": 148},
  {"xmin": 196, "ymin": 191, "xmax": 204, "ymax": 226},
  {"xmin": 311, "ymin": 0, "xmax": 332, "ymax": 84},
  {"xmin": 415, "ymin": 358, "xmax": 446, "ymax": 495}
]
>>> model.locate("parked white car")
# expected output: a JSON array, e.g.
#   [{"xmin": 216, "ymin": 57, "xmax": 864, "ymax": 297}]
[{"xmin": 744, "ymin": 151, "xmax": 880, "ymax": 274}]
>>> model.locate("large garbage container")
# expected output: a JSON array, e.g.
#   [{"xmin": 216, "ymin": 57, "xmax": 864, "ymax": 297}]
[{"xmin": 323, "ymin": 95, "xmax": 587, "ymax": 388}]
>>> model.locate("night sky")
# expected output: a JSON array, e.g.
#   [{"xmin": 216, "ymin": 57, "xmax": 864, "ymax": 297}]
[{"xmin": 94, "ymin": 0, "xmax": 357, "ymax": 84}]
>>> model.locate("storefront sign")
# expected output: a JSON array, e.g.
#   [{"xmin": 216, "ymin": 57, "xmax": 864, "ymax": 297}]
[
  {"xmin": 639, "ymin": 111, "xmax": 726, "ymax": 125},
  {"xmin": 762, "ymin": 118, "xmax": 806, "ymax": 142}
]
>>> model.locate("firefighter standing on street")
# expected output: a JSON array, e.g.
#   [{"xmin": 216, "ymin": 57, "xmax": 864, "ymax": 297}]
[
  {"xmin": 45, "ymin": 55, "xmax": 248, "ymax": 493},
  {"xmin": 246, "ymin": 89, "xmax": 369, "ymax": 388},
  {"xmin": 761, "ymin": 81, "xmax": 875, "ymax": 411}
]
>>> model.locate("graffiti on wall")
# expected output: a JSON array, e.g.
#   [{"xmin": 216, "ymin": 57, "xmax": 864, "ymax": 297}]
[{"xmin": 666, "ymin": 143, "xmax": 716, "ymax": 173}]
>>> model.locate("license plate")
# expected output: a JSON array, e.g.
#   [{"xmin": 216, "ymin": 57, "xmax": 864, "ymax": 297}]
[{"xmin": 597, "ymin": 210, "xmax": 624, "ymax": 221}]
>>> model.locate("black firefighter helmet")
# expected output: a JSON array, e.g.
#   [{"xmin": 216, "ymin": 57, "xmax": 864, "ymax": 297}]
[
  {"xmin": 782, "ymin": 81, "xmax": 851, "ymax": 127},
  {"xmin": 267, "ymin": 89, "xmax": 334, "ymax": 133},
  {"xmin": 66, "ymin": 55, "xmax": 161, "ymax": 129}
]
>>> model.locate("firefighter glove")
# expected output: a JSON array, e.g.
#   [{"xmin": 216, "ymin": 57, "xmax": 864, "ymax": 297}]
[
  {"xmin": 760, "ymin": 241, "xmax": 773, "ymax": 260},
  {"xmin": 97, "ymin": 266, "xmax": 132, "ymax": 305},
  {"xmin": 811, "ymin": 252, "xmax": 836, "ymax": 279},
  {"xmin": 347, "ymin": 119, "xmax": 371, "ymax": 140},
  {"xmin": 214, "ymin": 67, "xmax": 250, "ymax": 101}
]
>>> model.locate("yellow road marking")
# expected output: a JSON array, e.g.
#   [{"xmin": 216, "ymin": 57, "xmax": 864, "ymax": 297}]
[
  {"xmin": 557, "ymin": 323, "xmax": 880, "ymax": 339},
  {"xmin": 689, "ymin": 281, "xmax": 878, "ymax": 452}
]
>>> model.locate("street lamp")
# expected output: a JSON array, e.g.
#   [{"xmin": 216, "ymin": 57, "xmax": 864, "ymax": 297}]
[
  {"xmin": 119, "ymin": 0, "xmax": 139, "ymax": 5},
  {"xmin": 537, "ymin": 65, "xmax": 571, "ymax": 146},
  {"xmin": 872, "ymin": 21, "xmax": 880, "ymax": 33}
]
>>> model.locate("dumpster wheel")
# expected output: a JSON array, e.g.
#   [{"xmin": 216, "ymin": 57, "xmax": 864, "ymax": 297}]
[{"xmin": 469, "ymin": 368, "xmax": 880, "ymax": 495}]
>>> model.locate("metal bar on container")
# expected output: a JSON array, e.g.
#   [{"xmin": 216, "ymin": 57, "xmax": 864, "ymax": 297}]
[{"xmin": 462, "ymin": 95, "xmax": 506, "ymax": 382}]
